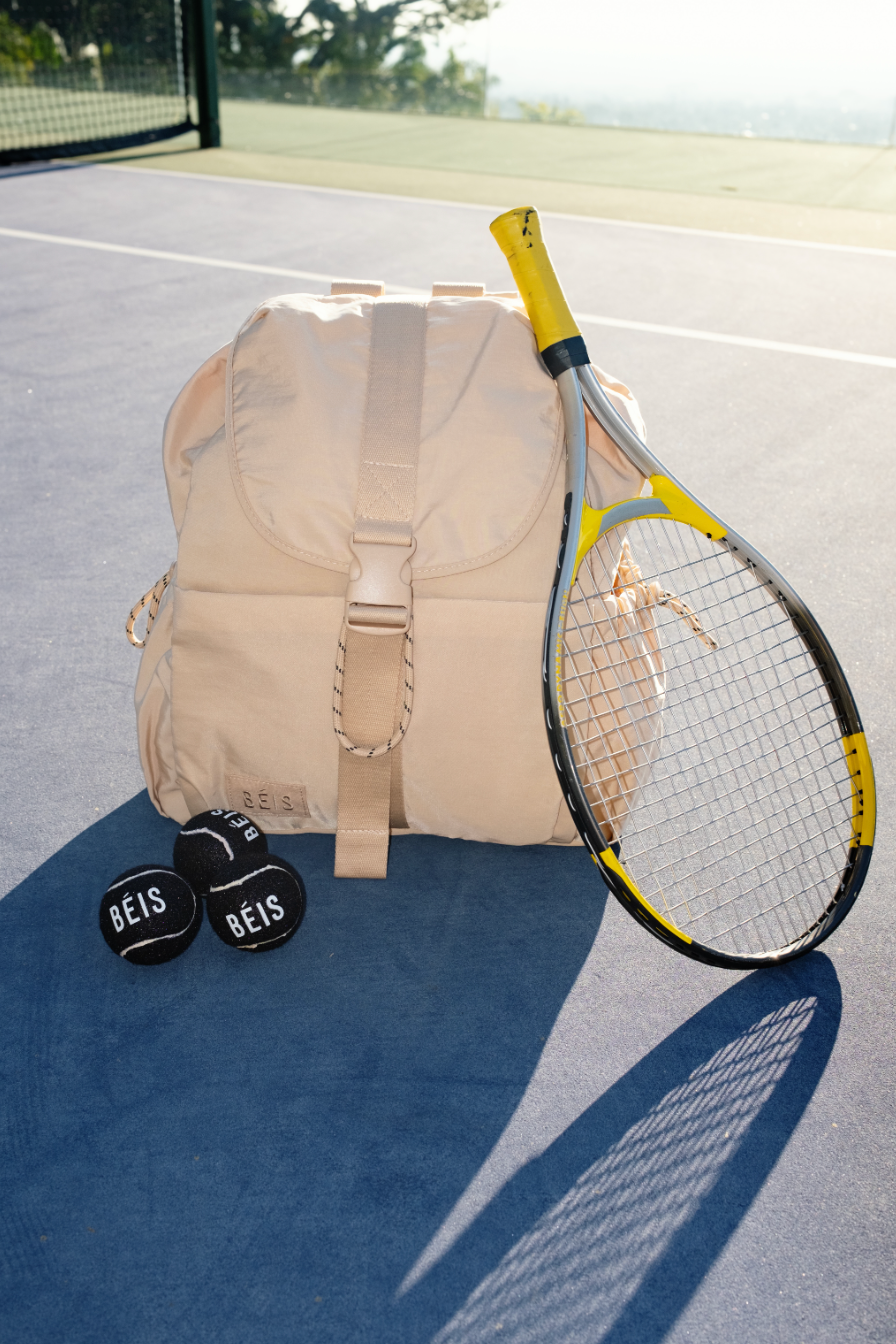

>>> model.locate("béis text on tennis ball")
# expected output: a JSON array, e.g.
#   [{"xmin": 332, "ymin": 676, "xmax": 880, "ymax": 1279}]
[
  {"xmin": 206, "ymin": 854, "xmax": 306, "ymax": 953},
  {"xmin": 172, "ymin": 809, "xmax": 267, "ymax": 894},
  {"xmin": 99, "ymin": 866, "xmax": 202, "ymax": 965}
]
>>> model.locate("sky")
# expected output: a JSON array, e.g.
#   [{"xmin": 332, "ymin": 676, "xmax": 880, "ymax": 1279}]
[
  {"xmin": 447, "ymin": 0, "xmax": 896, "ymax": 105},
  {"xmin": 329, "ymin": 0, "xmax": 896, "ymax": 109}
]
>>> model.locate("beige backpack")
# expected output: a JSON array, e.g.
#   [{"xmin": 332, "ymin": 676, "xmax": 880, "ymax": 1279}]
[{"xmin": 128, "ymin": 281, "xmax": 649, "ymax": 878}]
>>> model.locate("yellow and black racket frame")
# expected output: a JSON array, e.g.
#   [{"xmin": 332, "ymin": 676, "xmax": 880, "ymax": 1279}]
[{"xmin": 490, "ymin": 205, "xmax": 875, "ymax": 969}]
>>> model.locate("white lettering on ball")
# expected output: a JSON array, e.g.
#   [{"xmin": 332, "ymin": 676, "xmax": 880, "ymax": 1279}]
[
  {"xmin": 225, "ymin": 913, "xmax": 244, "ymax": 938},
  {"xmin": 148, "ymin": 887, "xmax": 166, "ymax": 913},
  {"xmin": 244, "ymin": 827, "xmax": 259, "ymax": 842},
  {"xmin": 241, "ymin": 904, "xmax": 259, "ymax": 934},
  {"xmin": 266, "ymin": 895, "xmax": 284, "ymax": 921},
  {"xmin": 110, "ymin": 905, "xmax": 124, "ymax": 933},
  {"xmin": 122, "ymin": 894, "xmax": 139, "ymax": 925},
  {"xmin": 256, "ymin": 901, "xmax": 270, "ymax": 928},
  {"xmin": 137, "ymin": 892, "xmax": 150, "ymax": 919}
]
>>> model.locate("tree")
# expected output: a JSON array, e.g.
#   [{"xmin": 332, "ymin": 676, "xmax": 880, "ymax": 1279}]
[
  {"xmin": 2, "ymin": 0, "xmax": 185, "ymax": 64},
  {"xmin": 216, "ymin": 0, "xmax": 494, "ymax": 115},
  {"xmin": 0, "ymin": 10, "xmax": 38, "ymax": 72},
  {"xmin": 517, "ymin": 100, "xmax": 584, "ymax": 125},
  {"xmin": 290, "ymin": 0, "xmax": 489, "ymax": 74},
  {"xmin": 215, "ymin": 0, "xmax": 298, "ymax": 70}
]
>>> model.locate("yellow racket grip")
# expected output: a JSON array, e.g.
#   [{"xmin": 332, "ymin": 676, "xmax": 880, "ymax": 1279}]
[{"xmin": 490, "ymin": 206, "xmax": 589, "ymax": 378}]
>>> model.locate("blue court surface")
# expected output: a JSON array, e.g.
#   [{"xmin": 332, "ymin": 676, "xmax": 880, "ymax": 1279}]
[{"xmin": 1, "ymin": 162, "xmax": 894, "ymax": 1343}]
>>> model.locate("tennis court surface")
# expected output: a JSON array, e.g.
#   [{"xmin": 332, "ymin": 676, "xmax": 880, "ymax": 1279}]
[{"xmin": 1, "ymin": 161, "xmax": 894, "ymax": 1343}]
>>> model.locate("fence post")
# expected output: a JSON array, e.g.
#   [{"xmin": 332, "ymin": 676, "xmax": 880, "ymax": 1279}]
[{"xmin": 191, "ymin": 0, "xmax": 221, "ymax": 149}]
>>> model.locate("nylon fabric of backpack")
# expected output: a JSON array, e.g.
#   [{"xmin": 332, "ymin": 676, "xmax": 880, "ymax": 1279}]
[{"xmin": 133, "ymin": 289, "xmax": 650, "ymax": 863}]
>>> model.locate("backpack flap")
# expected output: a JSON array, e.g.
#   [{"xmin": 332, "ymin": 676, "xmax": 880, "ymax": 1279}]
[
  {"xmin": 137, "ymin": 288, "xmax": 648, "ymax": 867},
  {"xmin": 225, "ymin": 292, "xmax": 564, "ymax": 578}
]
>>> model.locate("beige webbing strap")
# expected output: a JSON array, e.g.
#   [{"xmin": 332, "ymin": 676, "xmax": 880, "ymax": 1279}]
[
  {"xmin": 335, "ymin": 628, "xmax": 409, "ymax": 876},
  {"xmin": 334, "ymin": 298, "xmax": 427, "ymax": 878},
  {"xmin": 389, "ymin": 741, "xmax": 408, "ymax": 830},
  {"xmin": 353, "ymin": 300, "xmax": 426, "ymax": 549}
]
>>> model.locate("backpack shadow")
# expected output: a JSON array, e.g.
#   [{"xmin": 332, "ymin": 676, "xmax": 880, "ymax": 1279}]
[{"xmin": 0, "ymin": 790, "xmax": 607, "ymax": 1344}]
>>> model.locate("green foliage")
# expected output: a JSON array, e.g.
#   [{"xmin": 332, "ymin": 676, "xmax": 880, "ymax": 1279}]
[
  {"xmin": 30, "ymin": 17, "xmax": 64, "ymax": 63},
  {"xmin": 290, "ymin": 0, "xmax": 489, "ymax": 73},
  {"xmin": 1, "ymin": 0, "xmax": 495, "ymax": 116},
  {"xmin": 0, "ymin": 11, "xmax": 65, "ymax": 73},
  {"xmin": 404, "ymin": 45, "xmax": 487, "ymax": 116},
  {"xmin": 215, "ymin": 0, "xmax": 298, "ymax": 70},
  {"xmin": 517, "ymin": 100, "xmax": 584, "ymax": 125},
  {"xmin": 217, "ymin": 0, "xmax": 494, "ymax": 115},
  {"xmin": 0, "ymin": 11, "xmax": 33, "ymax": 71},
  {"xmin": 1, "ymin": 0, "xmax": 180, "ymax": 65}
]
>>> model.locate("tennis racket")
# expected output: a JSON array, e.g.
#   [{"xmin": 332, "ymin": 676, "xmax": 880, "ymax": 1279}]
[{"xmin": 491, "ymin": 205, "xmax": 875, "ymax": 968}]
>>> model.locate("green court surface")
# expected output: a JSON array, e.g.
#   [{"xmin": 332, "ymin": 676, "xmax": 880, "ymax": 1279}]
[{"xmin": 97, "ymin": 100, "xmax": 896, "ymax": 248}]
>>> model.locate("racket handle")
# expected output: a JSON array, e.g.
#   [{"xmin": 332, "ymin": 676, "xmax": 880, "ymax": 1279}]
[{"xmin": 490, "ymin": 206, "xmax": 590, "ymax": 378}]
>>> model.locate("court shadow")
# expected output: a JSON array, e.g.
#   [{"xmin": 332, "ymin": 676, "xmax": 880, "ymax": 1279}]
[
  {"xmin": 401, "ymin": 955, "xmax": 841, "ymax": 1343},
  {"xmin": 0, "ymin": 146, "xmax": 199, "ymax": 181},
  {"xmin": 0, "ymin": 159, "xmax": 105, "ymax": 179},
  {"xmin": 0, "ymin": 791, "xmax": 607, "ymax": 1344}
]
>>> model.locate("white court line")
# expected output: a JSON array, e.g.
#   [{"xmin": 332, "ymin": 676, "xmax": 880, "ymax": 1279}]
[
  {"xmin": 0, "ymin": 224, "xmax": 418, "ymax": 290},
  {"xmin": 575, "ymin": 312, "xmax": 896, "ymax": 368},
  {"xmin": 2, "ymin": 224, "xmax": 894, "ymax": 369},
  {"xmin": 95, "ymin": 161, "xmax": 896, "ymax": 261}
]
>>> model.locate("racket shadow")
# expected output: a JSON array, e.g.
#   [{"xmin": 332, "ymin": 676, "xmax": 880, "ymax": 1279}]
[{"xmin": 401, "ymin": 956, "xmax": 841, "ymax": 1343}]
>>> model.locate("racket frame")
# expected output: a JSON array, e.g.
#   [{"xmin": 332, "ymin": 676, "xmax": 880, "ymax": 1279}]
[
  {"xmin": 544, "ymin": 364, "xmax": 874, "ymax": 968},
  {"xmin": 489, "ymin": 202, "xmax": 874, "ymax": 968}
]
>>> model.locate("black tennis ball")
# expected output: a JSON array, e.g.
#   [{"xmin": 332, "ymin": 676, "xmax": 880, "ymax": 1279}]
[
  {"xmin": 99, "ymin": 865, "xmax": 202, "ymax": 965},
  {"xmin": 206, "ymin": 854, "xmax": 306, "ymax": 953},
  {"xmin": 173, "ymin": 810, "xmax": 268, "ymax": 894}
]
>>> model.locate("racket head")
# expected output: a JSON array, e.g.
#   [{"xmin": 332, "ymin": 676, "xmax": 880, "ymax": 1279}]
[
  {"xmin": 489, "ymin": 202, "xmax": 874, "ymax": 968},
  {"xmin": 546, "ymin": 476, "xmax": 874, "ymax": 968}
]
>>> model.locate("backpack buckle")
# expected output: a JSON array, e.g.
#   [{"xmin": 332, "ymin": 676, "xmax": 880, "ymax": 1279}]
[{"xmin": 346, "ymin": 537, "xmax": 416, "ymax": 636}]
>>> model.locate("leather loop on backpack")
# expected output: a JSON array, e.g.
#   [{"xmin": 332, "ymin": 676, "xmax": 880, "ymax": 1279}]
[
  {"xmin": 330, "ymin": 280, "xmax": 385, "ymax": 297},
  {"xmin": 431, "ymin": 282, "xmax": 485, "ymax": 297},
  {"xmin": 126, "ymin": 564, "xmax": 175, "ymax": 648}
]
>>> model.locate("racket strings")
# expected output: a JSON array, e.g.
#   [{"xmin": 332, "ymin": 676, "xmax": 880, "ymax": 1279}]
[
  {"xmin": 589, "ymin": 560, "xmax": 848, "ymax": 948},
  {"xmin": 565, "ymin": 641, "xmax": 838, "ymax": 780},
  {"xmin": 572, "ymin": 543, "xmax": 830, "ymax": 804},
  {"xmin": 620, "ymin": 765, "xmax": 845, "ymax": 886},
  {"xmin": 590, "ymin": 626, "xmax": 848, "ymax": 949},
  {"xmin": 560, "ymin": 521, "xmax": 853, "ymax": 956},
  {"xmin": 619, "ymin": 705, "xmax": 848, "ymax": 836}
]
